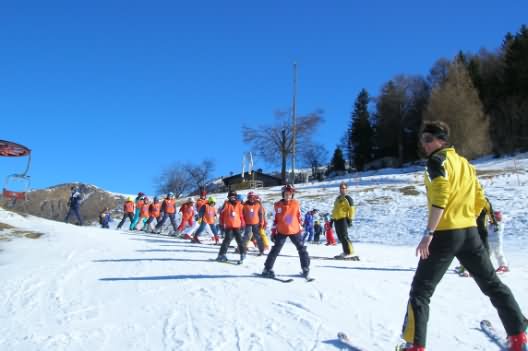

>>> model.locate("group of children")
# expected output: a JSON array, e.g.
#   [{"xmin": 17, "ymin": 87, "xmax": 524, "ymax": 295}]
[{"xmin": 100, "ymin": 186, "xmax": 509, "ymax": 273}]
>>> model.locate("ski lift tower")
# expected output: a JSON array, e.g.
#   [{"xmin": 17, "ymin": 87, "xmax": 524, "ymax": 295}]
[{"xmin": 0, "ymin": 139, "xmax": 32, "ymax": 204}]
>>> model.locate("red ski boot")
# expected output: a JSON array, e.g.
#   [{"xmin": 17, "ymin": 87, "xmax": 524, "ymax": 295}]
[{"xmin": 508, "ymin": 331, "xmax": 528, "ymax": 351}]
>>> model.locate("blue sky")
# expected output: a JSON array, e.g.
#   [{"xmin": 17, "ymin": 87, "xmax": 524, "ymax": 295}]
[{"xmin": 1, "ymin": 0, "xmax": 526, "ymax": 195}]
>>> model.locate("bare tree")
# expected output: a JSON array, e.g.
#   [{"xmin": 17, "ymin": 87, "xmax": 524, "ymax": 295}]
[
  {"xmin": 184, "ymin": 159, "xmax": 215, "ymax": 191},
  {"xmin": 301, "ymin": 143, "xmax": 328, "ymax": 179},
  {"xmin": 155, "ymin": 163, "xmax": 193, "ymax": 198},
  {"xmin": 242, "ymin": 110, "xmax": 324, "ymax": 184},
  {"xmin": 424, "ymin": 59, "xmax": 491, "ymax": 159}
]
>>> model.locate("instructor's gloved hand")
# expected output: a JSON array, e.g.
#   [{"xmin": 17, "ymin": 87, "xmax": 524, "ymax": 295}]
[
  {"xmin": 489, "ymin": 223, "xmax": 498, "ymax": 233},
  {"xmin": 346, "ymin": 218, "xmax": 352, "ymax": 228}
]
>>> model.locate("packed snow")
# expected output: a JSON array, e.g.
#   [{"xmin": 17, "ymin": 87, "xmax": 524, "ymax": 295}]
[{"xmin": 1, "ymin": 154, "xmax": 527, "ymax": 350}]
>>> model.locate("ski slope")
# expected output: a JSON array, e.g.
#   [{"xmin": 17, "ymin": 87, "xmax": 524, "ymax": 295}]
[{"xmin": 1, "ymin": 154, "xmax": 527, "ymax": 350}]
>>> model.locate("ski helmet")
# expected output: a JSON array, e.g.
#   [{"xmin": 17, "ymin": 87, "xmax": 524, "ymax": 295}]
[
  {"xmin": 168, "ymin": 192, "xmax": 174, "ymax": 198},
  {"xmin": 143, "ymin": 196, "xmax": 149, "ymax": 203},
  {"xmin": 153, "ymin": 196, "xmax": 159, "ymax": 202},
  {"xmin": 281, "ymin": 184, "xmax": 295, "ymax": 198},
  {"xmin": 208, "ymin": 196, "xmax": 216, "ymax": 204},
  {"xmin": 247, "ymin": 191, "xmax": 257, "ymax": 199},
  {"xmin": 127, "ymin": 196, "xmax": 133, "ymax": 201},
  {"xmin": 227, "ymin": 190, "xmax": 237, "ymax": 199},
  {"xmin": 187, "ymin": 197, "xmax": 195, "ymax": 203}
]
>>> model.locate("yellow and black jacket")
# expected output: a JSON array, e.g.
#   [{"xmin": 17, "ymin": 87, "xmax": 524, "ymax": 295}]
[
  {"xmin": 331, "ymin": 195, "xmax": 355, "ymax": 221},
  {"xmin": 425, "ymin": 147, "xmax": 486, "ymax": 231}
]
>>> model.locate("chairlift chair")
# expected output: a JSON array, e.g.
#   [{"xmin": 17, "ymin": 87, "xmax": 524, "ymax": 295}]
[{"xmin": 0, "ymin": 139, "xmax": 32, "ymax": 203}]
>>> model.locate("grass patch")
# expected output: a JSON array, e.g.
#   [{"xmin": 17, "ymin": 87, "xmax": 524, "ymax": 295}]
[
  {"xmin": 0, "ymin": 222, "xmax": 45, "ymax": 241},
  {"xmin": 0, "ymin": 222, "xmax": 15, "ymax": 231},
  {"xmin": 398, "ymin": 186, "xmax": 421, "ymax": 196},
  {"xmin": 12, "ymin": 230, "xmax": 45, "ymax": 239},
  {"xmin": 364, "ymin": 196, "xmax": 393, "ymax": 204}
]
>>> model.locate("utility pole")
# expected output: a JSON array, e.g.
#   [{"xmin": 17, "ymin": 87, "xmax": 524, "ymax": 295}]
[{"xmin": 291, "ymin": 62, "xmax": 297, "ymax": 185}]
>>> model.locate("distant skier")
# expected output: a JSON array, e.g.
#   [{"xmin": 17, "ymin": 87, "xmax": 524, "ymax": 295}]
[
  {"xmin": 64, "ymin": 186, "xmax": 83, "ymax": 226},
  {"xmin": 130, "ymin": 192, "xmax": 145, "ymax": 230},
  {"xmin": 313, "ymin": 220, "xmax": 322, "ymax": 243},
  {"xmin": 489, "ymin": 210, "xmax": 509, "ymax": 273},
  {"xmin": 99, "ymin": 207, "xmax": 112, "ymax": 229},
  {"xmin": 154, "ymin": 192, "xmax": 178, "ymax": 235},
  {"xmin": 323, "ymin": 214, "xmax": 336, "ymax": 245},
  {"xmin": 261, "ymin": 184, "xmax": 310, "ymax": 279},
  {"xmin": 331, "ymin": 182, "xmax": 356, "ymax": 258},
  {"xmin": 397, "ymin": 120, "xmax": 527, "ymax": 351},
  {"xmin": 116, "ymin": 197, "xmax": 135, "ymax": 230},
  {"xmin": 216, "ymin": 190, "xmax": 246, "ymax": 262},
  {"xmin": 303, "ymin": 209, "xmax": 318, "ymax": 243}
]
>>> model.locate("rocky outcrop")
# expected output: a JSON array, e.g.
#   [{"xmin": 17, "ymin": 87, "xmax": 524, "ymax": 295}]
[{"xmin": 1, "ymin": 183, "xmax": 125, "ymax": 225}]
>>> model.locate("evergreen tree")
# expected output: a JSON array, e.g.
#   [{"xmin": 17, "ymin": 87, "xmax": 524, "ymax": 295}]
[
  {"xmin": 329, "ymin": 147, "xmax": 346, "ymax": 172},
  {"xmin": 349, "ymin": 89, "xmax": 373, "ymax": 171},
  {"xmin": 374, "ymin": 81, "xmax": 404, "ymax": 160}
]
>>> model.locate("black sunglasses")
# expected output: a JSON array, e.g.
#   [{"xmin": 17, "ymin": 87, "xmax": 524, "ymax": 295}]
[{"xmin": 421, "ymin": 134, "xmax": 435, "ymax": 144}]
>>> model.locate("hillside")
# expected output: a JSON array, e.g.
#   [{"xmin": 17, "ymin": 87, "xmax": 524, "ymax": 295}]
[{"xmin": 0, "ymin": 154, "xmax": 527, "ymax": 350}]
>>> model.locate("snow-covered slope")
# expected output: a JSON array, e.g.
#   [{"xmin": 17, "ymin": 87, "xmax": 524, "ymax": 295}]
[{"xmin": 1, "ymin": 154, "xmax": 527, "ymax": 351}]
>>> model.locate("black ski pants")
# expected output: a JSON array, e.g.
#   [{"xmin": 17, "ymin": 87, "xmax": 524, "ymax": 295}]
[
  {"xmin": 65, "ymin": 206, "xmax": 83, "ymax": 225},
  {"xmin": 334, "ymin": 218, "xmax": 354, "ymax": 255},
  {"xmin": 155, "ymin": 213, "xmax": 177, "ymax": 232},
  {"xmin": 117, "ymin": 213, "xmax": 134, "ymax": 229},
  {"xmin": 402, "ymin": 227, "xmax": 527, "ymax": 347},
  {"xmin": 218, "ymin": 228, "xmax": 245, "ymax": 258},
  {"xmin": 264, "ymin": 233, "xmax": 310, "ymax": 271}
]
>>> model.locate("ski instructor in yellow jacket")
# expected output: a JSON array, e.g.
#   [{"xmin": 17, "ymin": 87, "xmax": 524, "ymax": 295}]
[
  {"xmin": 331, "ymin": 181, "xmax": 357, "ymax": 259},
  {"xmin": 398, "ymin": 120, "xmax": 527, "ymax": 351}
]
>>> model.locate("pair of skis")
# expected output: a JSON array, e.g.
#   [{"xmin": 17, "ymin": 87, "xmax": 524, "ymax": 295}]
[
  {"xmin": 253, "ymin": 273, "xmax": 315, "ymax": 283},
  {"xmin": 337, "ymin": 320, "xmax": 509, "ymax": 350},
  {"xmin": 208, "ymin": 258, "xmax": 243, "ymax": 265}
]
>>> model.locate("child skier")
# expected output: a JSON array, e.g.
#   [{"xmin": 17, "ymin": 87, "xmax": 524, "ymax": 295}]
[
  {"xmin": 143, "ymin": 196, "xmax": 162, "ymax": 232},
  {"xmin": 303, "ymin": 209, "xmax": 317, "ymax": 243},
  {"xmin": 133, "ymin": 197, "xmax": 150, "ymax": 230},
  {"xmin": 116, "ymin": 197, "xmax": 135, "ymax": 230},
  {"xmin": 177, "ymin": 197, "xmax": 195, "ymax": 238},
  {"xmin": 489, "ymin": 210, "xmax": 509, "ymax": 273},
  {"xmin": 99, "ymin": 208, "xmax": 112, "ymax": 229},
  {"xmin": 324, "ymin": 215, "xmax": 337, "ymax": 245},
  {"xmin": 314, "ymin": 220, "xmax": 323, "ymax": 244},
  {"xmin": 154, "ymin": 192, "xmax": 178, "ymax": 235},
  {"xmin": 192, "ymin": 197, "xmax": 219, "ymax": 244},
  {"xmin": 216, "ymin": 190, "xmax": 246, "ymax": 262},
  {"xmin": 242, "ymin": 191, "xmax": 266, "ymax": 255},
  {"xmin": 130, "ymin": 193, "xmax": 145, "ymax": 230},
  {"xmin": 261, "ymin": 184, "xmax": 310, "ymax": 279}
]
